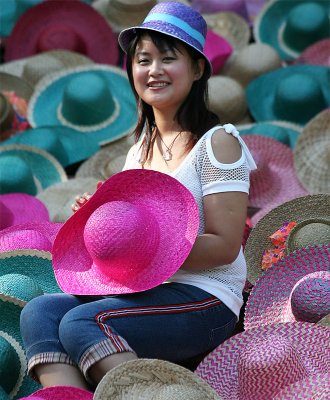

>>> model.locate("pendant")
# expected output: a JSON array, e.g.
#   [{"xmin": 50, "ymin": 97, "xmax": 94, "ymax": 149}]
[{"xmin": 163, "ymin": 149, "xmax": 172, "ymax": 161}]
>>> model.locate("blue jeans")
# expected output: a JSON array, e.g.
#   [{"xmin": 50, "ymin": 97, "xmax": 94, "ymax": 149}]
[{"xmin": 20, "ymin": 283, "xmax": 237, "ymax": 381}]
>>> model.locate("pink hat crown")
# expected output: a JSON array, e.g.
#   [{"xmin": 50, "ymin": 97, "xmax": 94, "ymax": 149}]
[
  {"xmin": 0, "ymin": 229, "xmax": 51, "ymax": 252},
  {"xmin": 84, "ymin": 201, "xmax": 160, "ymax": 280}
]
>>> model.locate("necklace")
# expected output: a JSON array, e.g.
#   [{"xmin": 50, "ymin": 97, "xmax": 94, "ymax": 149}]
[{"xmin": 158, "ymin": 130, "xmax": 182, "ymax": 161}]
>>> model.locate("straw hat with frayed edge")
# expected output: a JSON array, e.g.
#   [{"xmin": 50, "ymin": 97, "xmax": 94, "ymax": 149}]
[
  {"xmin": 246, "ymin": 64, "xmax": 330, "ymax": 126},
  {"xmin": 293, "ymin": 108, "xmax": 330, "ymax": 194},
  {"xmin": 0, "ymin": 50, "xmax": 94, "ymax": 87},
  {"xmin": 0, "ymin": 72, "xmax": 33, "ymax": 100},
  {"xmin": 92, "ymin": 0, "xmax": 157, "ymax": 33},
  {"xmin": 244, "ymin": 244, "xmax": 330, "ymax": 330},
  {"xmin": 1, "ymin": 126, "xmax": 100, "ymax": 168},
  {"xmin": 0, "ymin": 193, "xmax": 49, "ymax": 230},
  {"xmin": 19, "ymin": 385, "xmax": 93, "ymax": 400},
  {"xmin": 4, "ymin": 0, "xmax": 119, "ymax": 65},
  {"xmin": 94, "ymin": 358, "xmax": 220, "ymax": 400},
  {"xmin": 27, "ymin": 65, "xmax": 137, "ymax": 146},
  {"xmin": 244, "ymin": 194, "xmax": 330, "ymax": 286},
  {"xmin": 0, "ymin": 144, "xmax": 67, "ymax": 195},
  {"xmin": 52, "ymin": 169, "xmax": 199, "ymax": 295},
  {"xmin": 0, "ymin": 273, "xmax": 44, "ymax": 399},
  {"xmin": 36, "ymin": 177, "xmax": 101, "ymax": 223},
  {"xmin": 292, "ymin": 38, "xmax": 330, "ymax": 68},
  {"xmin": 318, "ymin": 313, "xmax": 330, "ymax": 328},
  {"xmin": 237, "ymin": 120, "xmax": 302, "ymax": 149},
  {"xmin": 242, "ymin": 135, "xmax": 308, "ymax": 212},
  {"xmin": 75, "ymin": 134, "xmax": 134, "ymax": 180},
  {"xmin": 195, "ymin": 322, "xmax": 330, "ymax": 400},
  {"xmin": 220, "ymin": 42, "xmax": 282, "ymax": 88},
  {"xmin": 273, "ymin": 373, "xmax": 330, "ymax": 400},
  {"xmin": 253, "ymin": 0, "xmax": 330, "ymax": 62},
  {"xmin": 0, "ymin": 221, "xmax": 63, "ymax": 253},
  {"xmin": 0, "ymin": 250, "xmax": 62, "ymax": 293}
]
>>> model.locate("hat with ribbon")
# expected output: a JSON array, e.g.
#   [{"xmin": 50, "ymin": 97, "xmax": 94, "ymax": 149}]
[
  {"xmin": 293, "ymin": 108, "xmax": 330, "ymax": 194},
  {"xmin": 0, "ymin": 221, "xmax": 63, "ymax": 253},
  {"xmin": 0, "ymin": 272, "xmax": 44, "ymax": 399},
  {"xmin": 242, "ymin": 135, "xmax": 308, "ymax": 213},
  {"xmin": 118, "ymin": 1, "xmax": 213, "ymax": 77},
  {"xmin": 0, "ymin": 144, "xmax": 68, "ymax": 195},
  {"xmin": 18, "ymin": 386, "xmax": 93, "ymax": 400},
  {"xmin": 244, "ymin": 243, "xmax": 330, "ymax": 330},
  {"xmin": 4, "ymin": 0, "xmax": 119, "ymax": 65},
  {"xmin": 0, "ymin": 193, "xmax": 49, "ymax": 230},
  {"xmin": 195, "ymin": 321, "xmax": 330, "ymax": 400},
  {"xmin": 253, "ymin": 0, "xmax": 330, "ymax": 61},
  {"xmin": 246, "ymin": 65, "xmax": 330, "ymax": 126},
  {"xmin": 273, "ymin": 373, "xmax": 330, "ymax": 400},
  {"xmin": 238, "ymin": 121, "xmax": 301, "ymax": 149},
  {"xmin": 292, "ymin": 38, "xmax": 330, "ymax": 68},
  {"xmin": 93, "ymin": 358, "xmax": 220, "ymax": 400},
  {"xmin": 27, "ymin": 65, "xmax": 137, "ymax": 146},
  {"xmin": 1, "ymin": 126, "xmax": 100, "ymax": 168},
  {"xmin": 244, "ymin": 194, "xmax": 330, "ymax": 285},
  {"xmin": 0, "ymin": 250, "xmax": 62, "ymax": 293},
  {"xmin": 52, "ymin": 169, "xmax": 199, "ymax": 295}
]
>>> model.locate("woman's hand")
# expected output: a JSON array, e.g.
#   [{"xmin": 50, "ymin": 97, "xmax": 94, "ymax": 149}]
[{"xmin": 71, "ymin": 181, "xmax": 103, "ymax": 213}]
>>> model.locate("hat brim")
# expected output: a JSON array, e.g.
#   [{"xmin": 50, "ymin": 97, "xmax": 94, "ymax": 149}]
[
  {"xmin": 52, "ymin": 169, "xmax": 199, "ymax": 295},
  {"xmin": 0, "ymin": 72, "xmax": 34, "ymax": 100},
  {"xmin": 28, "ymin": 65, "xmax": 137, "ymax": 146},
  {"xmin": 19, "ymin": 386, "xmax": 93, "ymax": 400},
  {"xmin": 244, "ymin": 244, "xmax": 330, "ymax": 330}
]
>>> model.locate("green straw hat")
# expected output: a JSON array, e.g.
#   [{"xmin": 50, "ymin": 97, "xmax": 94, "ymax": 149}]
[
  {"xmin": 28, "ymin": 65, "xmax": 137, "ymax": 146},
  {"xmin": 0, "ymin": 144, "xmax": 67, "ymax": 195},
  {"xmin": 253, "ymin": 0, "xmax": 330, "ymax": 61}
]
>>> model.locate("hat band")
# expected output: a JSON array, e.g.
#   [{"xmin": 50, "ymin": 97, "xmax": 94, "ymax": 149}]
[
  {"xmin": 144, "ymin": 13, "xmax": 205, "ymax": 48},
  {"xmin": 56, "ymin": 97, "xmax": 120, "ymax": 132}
]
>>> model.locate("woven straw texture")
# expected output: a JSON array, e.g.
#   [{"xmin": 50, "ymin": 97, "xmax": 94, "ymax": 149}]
[
  {"xmin": 19, "ymin": 385, "xmax": 93, "ymax": 400},
  {"xmin": 94, "ymin": 358, "xmax": 220, "ymax": 399},
  {"xmin": 244, "ymin": 244, "xmax": 330, "ymax": 330},
  {"xmin": 195, "ymin": 322, "xmax": 330, "ymax": 400},
  {"xmin": 244, "ymin": 194, "xmax": 330, "ymax": 285}
]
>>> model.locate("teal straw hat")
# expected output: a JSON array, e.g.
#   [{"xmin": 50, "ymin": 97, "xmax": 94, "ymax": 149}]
[
  {"xmin": 0, "ymin": 144, "xmax": 67, "ymax": 195},
  {"xmin": 0, "ymin": 273, "xmax": 44, "ymax": 399},
  {"xmin": 254, "ymin": 0, "xmax": 330, "ymax": 61},
  {"xmin": 1, "ymin": 126, "xmax": 100, "ymax": 167},
  {"xmin": 0, "ymin": 250, "xmax": 62, "ymax": 293},
  {"xmin": 237, "ymin": 121, "xmax": 302, "ymax": 149},
  {"xmin": 27, "ymin": 65, "xmax": 137, "ymax": 146},
  {"xmin": 246, "ymin": 65, "xmax": 330, "ymax": 126}
]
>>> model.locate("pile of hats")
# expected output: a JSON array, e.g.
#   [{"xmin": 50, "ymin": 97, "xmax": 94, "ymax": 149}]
[{"xmin": 0, "ymin": 0, "xmax": 329, "ymax": 399}]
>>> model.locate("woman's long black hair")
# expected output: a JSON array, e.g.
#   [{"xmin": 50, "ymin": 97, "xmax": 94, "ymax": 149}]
[{"xmin": 125, "ymin": 29, "xmax": 220, "ymax": 165}]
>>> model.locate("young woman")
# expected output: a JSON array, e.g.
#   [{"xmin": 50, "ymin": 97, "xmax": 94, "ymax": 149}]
[{"xmin": 20, "ymin": 1, "xmax": 256, "ymax": 390}]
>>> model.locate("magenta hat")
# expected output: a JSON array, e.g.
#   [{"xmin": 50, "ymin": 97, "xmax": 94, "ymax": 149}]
[
  {"xmin": 19, "ymin": 385, "xmax": 93, "ymax": 400},
  {"xmin": 0, "ymin": 193, "xmax": 49, "ymax": 230},
  {"xmin": 52, "ymin": 169, "xmax": 199, "ymax": 295},
  {"xmin": 0, "ymin": 221, "xmax": 62, "ymax": 253},
  {"xmin": 195, "ymin": 322, "xmax": 330, "ymax": 400},
  {"xmin": 204, "ymin": 29, "xmax": 233, "ymax": 74},
  {"xmin": 244, "ymin": 244, "xmax": 330, "ymax": 330}
]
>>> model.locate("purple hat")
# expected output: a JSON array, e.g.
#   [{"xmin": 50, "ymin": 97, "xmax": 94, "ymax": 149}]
[{"xmin": 118, "ymin": 1, "xmax": 213, "ymax": 76}]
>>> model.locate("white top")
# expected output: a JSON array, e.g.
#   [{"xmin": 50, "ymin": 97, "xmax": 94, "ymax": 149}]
[{"xmin": 123, "ymin": 125, "xmax": 257, "ymax": 318}]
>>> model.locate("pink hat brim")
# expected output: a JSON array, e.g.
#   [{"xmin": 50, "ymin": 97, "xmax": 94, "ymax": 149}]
[
  {"xmin": 19, "ymin": 385, "xmax": 93, "ymax": 400},
  {"xmin": 52, "ymin": 169, "xmax": 199, "ymax": 295}
]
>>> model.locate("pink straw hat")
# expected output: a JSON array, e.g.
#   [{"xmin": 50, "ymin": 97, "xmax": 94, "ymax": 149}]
[
  {"xmin": 244, "ymin": 244, "xmax": 330, "ymax": 330},
  {"xmin": 19, "ymin": 385, "xmax": 93, "ymax": 400},
  {"xmin": 195, "ymin": 322, "xmax": 330, "ymax": 400},
  {"xmin": 52, "ymin": 169, "xmax": 199, "ymax": 295},
  {"xmin": 0, "ymin": 193, "xmax": 49, "ymax": 230},
  {"xmin": 292, "ymin": 38, "xmax": 330, "ymax": 67},
  {"xmin": 0, "ymin": 221, "xmax": 62, "ymax": 253},
  {"xmin": 273, "ymin": 373, "xmax": 330, "ymax": 400}
]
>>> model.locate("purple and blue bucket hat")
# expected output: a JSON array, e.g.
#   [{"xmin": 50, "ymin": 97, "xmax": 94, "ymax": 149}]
[{"xmin": 118, "ymin": 1, "xmax": 212, "ymax": 77}]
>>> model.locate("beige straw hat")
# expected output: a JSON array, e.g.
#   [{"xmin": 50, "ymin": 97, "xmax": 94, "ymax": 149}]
[
  {"xmin": 293, "ymin": 108, "xmax": 330, "ymax": 194},
  {"xmin": 318, "ymin": 313, "xmax": 330, "ymax": 328},
  {"xmin": 0, "ymin": 50, "xmax": 94, "ymax": 87},
  {"xmin": 203, "ymin": 11, "xmax": 250, "ymax": 51},
  {"xmin": 93, "ymin": 358, "xmax": 221, "ymax": 399},
  {"xmin": 244, "ymin": 194, "xmax": 330, "ymax": 285},
  {"xmin": 0, "ymin": 72, "xmax": 33, "ymax": 100},
  {"xmin": 75, "ymin": 135, "xmax": 134, "ymax": 180},
  {"xmin": 220, "ymin": 42, "xmax": 283, "ymax": 87},
  {"xmin": 207, "ymin": 76, "xmax": 248, "ymax": 124}
]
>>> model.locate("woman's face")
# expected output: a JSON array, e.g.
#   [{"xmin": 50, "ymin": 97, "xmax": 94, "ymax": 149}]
[{"xmin": 132, "ymin": 34, "xmax": 204, "ymax": 115}]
